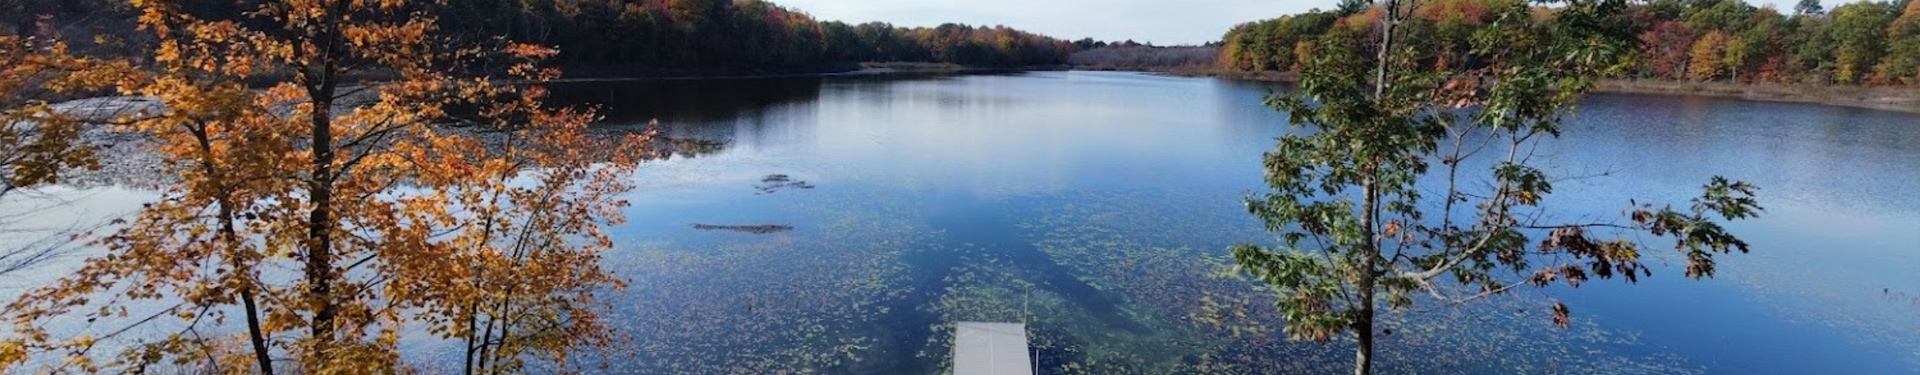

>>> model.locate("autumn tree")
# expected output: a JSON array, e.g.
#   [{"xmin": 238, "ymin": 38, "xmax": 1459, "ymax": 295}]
[
  {"xmin": 1829, "ymin": 1, "xmax": 1894, "ymax": 83},
  {"xmin": 1229, "ymin": 1, "xmax": 1762, "ymax": 375},
  {"xmin": 1733, "ymin": 7, "xmax": 1787, "ymax": 82},
  {"xmin": 1875, "ymin": 0, "xmax": 1920, "ymax": 83},
  {"xmin": 1214, "ymin": 0, "xmax": 1920, "ymax": 86},
  {"xmin": 0, "ymin": 36, "xmax": 94, "ymax": 206},
  {"xmin": 0, "ymin": 12, "xmax": 147, "ymax": 289},
  {"xmin": 1691, "ymin": 30, "xmax": 1734, "ymax": 80},
  {"xmin": 1641, "ymin": 20, "xmax": 1696, "ymax": 79},
  {"xmin": 1, "ymin": 0, "xmax": 649, "ymax": 373}
]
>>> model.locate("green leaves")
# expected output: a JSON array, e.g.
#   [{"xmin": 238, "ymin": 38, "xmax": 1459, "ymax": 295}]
[
  {"xmin": 1621, "ymin": 176, "xmax": 1762, "ymax": 279},
  {"xmin": 1227, "ymin": 2, "xmax": 1760, "ymax": 373},
  {"xmin": 1230, "ymin": 244, "xmax": 1352, "ymax": 343},
  {"xmin": 1493, "ymin": 163, "xmax": 1552, "ymax": 206}
]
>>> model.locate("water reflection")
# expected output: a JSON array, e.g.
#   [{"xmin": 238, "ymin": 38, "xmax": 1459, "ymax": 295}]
[{"xmin": 546, "ymin": 71, "xmax": 1920, "ymax": 373}]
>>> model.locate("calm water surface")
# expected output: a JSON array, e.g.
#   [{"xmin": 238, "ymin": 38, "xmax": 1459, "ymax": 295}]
[
  {"xmin": 560, "ymin": 71, "xmax": 1920, "ymax": 374},
  {"xmin": 15, "ymin": 71, "xmax": 1910, "ymax": 373}
]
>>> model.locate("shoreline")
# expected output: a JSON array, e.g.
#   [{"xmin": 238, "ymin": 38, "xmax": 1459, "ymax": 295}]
[
  {"xmin": 1135, "ymin": 67, "xmax": 1920, "ymax": 114},
  {"xmin": 1593, "ymin": 80, "xmax": 1920, "ymax": 114},
  {"xmin": 548, "ymin": 62, "xmax": 1072, "ymax": 83},
  {"xmin": 40, "ymin": 66, "xmax": 1917, "ymax": 187}
]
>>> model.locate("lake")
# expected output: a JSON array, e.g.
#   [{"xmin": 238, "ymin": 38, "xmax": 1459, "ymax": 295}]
[
  {"xmin": 560, "ymin": 71, "xmax": 1920, "ymax": 374},
  {"xmin": 10, "ymin": 71, "xmax": 1918, "ymax": 374}
]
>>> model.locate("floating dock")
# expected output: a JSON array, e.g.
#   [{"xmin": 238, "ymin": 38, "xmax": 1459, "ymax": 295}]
[{"xmin": 953, "ymin": 322, "xmax": 1032, "ymax": 375}]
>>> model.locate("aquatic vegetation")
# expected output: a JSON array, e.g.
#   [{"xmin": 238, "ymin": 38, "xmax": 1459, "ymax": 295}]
[
  {"xmin": 600, "ymin": 193, "xmax": 922, "ymax": 373},
  {"xmin": 1009, "ymin": 191, "xmax": 1706, "ymax": 374},
  {"xmin": 756, "ymin": 174, "xmax": 817, "ymax": 194},
  {"xmin": 915, "ymin": 255, "xmax": 1177, "ymax": 375},
  {"xmin": 690, "ymin": 224, "xmax": 796, "ymax": 234}
]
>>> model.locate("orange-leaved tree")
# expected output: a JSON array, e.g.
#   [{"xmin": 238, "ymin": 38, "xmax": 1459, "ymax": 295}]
[
  {"xmin": 1, "ymin": 1, "xmax": 650, "ymax": 374},
  {"xmin": 0, "ymin": 26, "xmax": 135, "ymax": 290}
]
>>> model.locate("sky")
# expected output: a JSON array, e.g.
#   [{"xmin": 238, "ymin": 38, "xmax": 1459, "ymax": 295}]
[{"xmin": 777, "ymin": 0, "xmax": 1802, "ymax": 46}]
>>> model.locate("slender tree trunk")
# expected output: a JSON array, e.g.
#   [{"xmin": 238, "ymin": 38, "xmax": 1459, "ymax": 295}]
[
  {"xmin": 1354, "ymin": 299, "xmax": 1375, "ymax": 375},
  {"xmin": 1355, "ymin": 183, "xmax": 1380, "ymax": 375},
  {"xmin": 301, "ymin": 3, "xmax": 345, "ymax": 356},
  {"xmin": 465, "ymin": 303, "xmax": 478, "ymax": 375},
  {"xmin": 305, "ymin": 92, "xmax": 338, "ymax": 345},
  {"xmin": 1355, "ymin": 185, "xmax": 1379, "ymax": 375},
  {"xmin": 1374, "ymin": 0, "xmax": 1399, "ymax": 98},
  {"xmin": 301, "ymin": 35, "xmax": 342, "ymax": 362},
  {"xmin": 476, "ymin": 315, "xmax": 496, "ymax": 373},
  {"xmin": 241, "ymin": 287, "xmax": 273, "ymax": 374},
  {"xmin": 1353, "ymin": 1, "xmax": 1399, "ymax": 374},
  {"xmin": 222, "ymin": 200, "xmax": 273, "ymax": 375},
  {"xmin": 196, "ymin": 128, "xmax": 274, "ymax": 375}
]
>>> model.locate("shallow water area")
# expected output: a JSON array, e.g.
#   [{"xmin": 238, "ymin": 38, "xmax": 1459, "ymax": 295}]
[
  {"xmin": 571, "ymin": 72, "xmax": 1920, "ymax": 373},
  {"xmin": 5, "ymin": 71, "xmax": 1916, "ymax": 374}
]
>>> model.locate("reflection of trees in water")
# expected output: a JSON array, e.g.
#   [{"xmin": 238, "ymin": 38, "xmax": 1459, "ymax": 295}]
[
  {"xmin": 544, "ymin": 78, "xmax": 825, "ymax": 128},
  {"xmin": 648, "ymin": 135, "xmax": 728, "ymax": 160}
]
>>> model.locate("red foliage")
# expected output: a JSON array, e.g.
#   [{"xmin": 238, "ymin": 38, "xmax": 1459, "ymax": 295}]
[{"xmin": 1639, "ymin": 21, "xmax": 1695, "ymax": 80}]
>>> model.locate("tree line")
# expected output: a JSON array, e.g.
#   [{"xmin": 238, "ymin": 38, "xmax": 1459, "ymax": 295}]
[
  {"xmin": 1221, "ymin": 0, "xmax": 1920, "ymax": 85},
  {"xmin": 442, "ymin": 0, "xmax": 1075, "ymax": 69},
  {"xmin": 2, "ymin": 0, "xmax": 1075, "ymax": 72}
]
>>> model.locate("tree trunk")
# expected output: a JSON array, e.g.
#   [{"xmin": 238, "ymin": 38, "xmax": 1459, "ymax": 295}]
[
  {"xmin": 305, "ymin": 92, "xmax": 338, "ymax": 345},
  {"xmin": 197, "ymin": 127, "xmax": 274, "ymax": 375},
  {"xmin": 1353, "ymin": 1, "xmax": 1397, "ymax": 374},
  {"xmin": 1354, "ymin": 185, "xmax": 1380, "ymax": 375},
  {"xmin": 223, "ymin": 200, "xmax": 273, "ymax": 375},
  {"xmin": 301, "ymin": 3, "xmax": 345, "ymax": 355},
  {"xmin": 301, "ymin": 32, "xmax": 342, "ymax": 359},
  {"xmin": 1354, "ymin": 312, "xmax": 1374, "ymax": 375},
  {"xmin": 1359, "ymin": 267, "xmax": 1374, "ymax": 375},
  {"xmin": 241, "ymin": 288, "xmax": 273, "ymax": 374}
]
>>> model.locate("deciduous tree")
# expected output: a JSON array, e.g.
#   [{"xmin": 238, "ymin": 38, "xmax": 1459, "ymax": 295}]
[
  {"xmin": 1874, "ymin": 0, "xmax": 1920, "ymax": 83},
  {"xmin": 1641, "ymin": 20, "xmax": 1696, "ymax": 79},
  {"xmin": 1829, "ymin": 1, "xmax": 1894, "ymax": 83},
  {"xmin": 1, "ymin": 1, "xmax": 649, "ymax": 373},
  {"xmin": 1229, "ymin": 1, "xmax": 1762, "ymax": 375},
  {"xmin": 1691, "ymin": 30, "xmax": 1734, "ymax": 80}
]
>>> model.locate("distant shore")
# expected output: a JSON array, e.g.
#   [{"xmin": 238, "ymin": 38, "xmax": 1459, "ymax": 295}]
[
  {"xmin": 1593, "ymin": 80, "xmax": 1920, "ymax": 114},
  {"xmin": 1126, "ymin": 67, "xmax": 1920, "ymax": 114},
  {"xmin": 551, "ymin": 62, "xmax": 1071, "ymax": 82}
]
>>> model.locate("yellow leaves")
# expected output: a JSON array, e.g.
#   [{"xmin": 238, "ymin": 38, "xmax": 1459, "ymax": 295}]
[
  {"xmin": 0, "ymin": 340, "xmax": 25, "ymax": 371},
  {"xmin": 505, "ymin": 43, "xmax": 560, "ymax": 60},
  {"xmin": 6, "ymin": 0, "xmax": 650, "ymax": 372}
]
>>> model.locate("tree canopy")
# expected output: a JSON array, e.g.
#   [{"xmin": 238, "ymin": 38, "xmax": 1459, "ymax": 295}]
[
  {"xmin": 1229, "ymin": 0, "xmax": 1762, "ymax": 374},
  {"xmin": 1, "ymin": 0, "xmax": 1074, "ymax": 73},
  {"xmin": 2, "ymin": 1, "xmax": 651, "ymax": 373},
  {"xmin": 1222, "ymin": 0, "xmax": 1920, "ymax": 85}
]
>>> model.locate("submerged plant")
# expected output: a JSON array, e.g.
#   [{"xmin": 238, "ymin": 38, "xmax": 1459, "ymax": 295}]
[{"xmin": 1229, "ymin": 1, "xmax": 1761, "ymax": 374}]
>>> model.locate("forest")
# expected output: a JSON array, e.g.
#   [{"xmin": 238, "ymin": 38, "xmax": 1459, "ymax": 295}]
[
  {"xmin": 1220, "ymin": 0, "xmax": 1920, "ymax": 85},
  {"xmin": 1, "ymin": 0, "xmax": 1075, "ymax": 72}
]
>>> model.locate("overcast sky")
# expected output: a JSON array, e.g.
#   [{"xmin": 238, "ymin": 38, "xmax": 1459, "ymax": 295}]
[{"xmin": 777, "ymin": 0, "xmax": 1802, "ymax": 46}]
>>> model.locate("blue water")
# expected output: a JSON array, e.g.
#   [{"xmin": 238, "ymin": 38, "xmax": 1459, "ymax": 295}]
[{"xmin": 559, "ymin": 71, "xmax": 1920, "ymax": 374}]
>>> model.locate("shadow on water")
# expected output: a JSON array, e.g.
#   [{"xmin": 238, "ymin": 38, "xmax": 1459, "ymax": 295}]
[
  {"xmin": 551, "ymin": 72, "xmax": 1920, "ymax": 373},
  {"xmin": 544, "ymin": 77, "xmax": 825, "ymax": 127},
  {"xmin": 861, "ymin": 202, "xmax": 1151, "ymax": 374}
]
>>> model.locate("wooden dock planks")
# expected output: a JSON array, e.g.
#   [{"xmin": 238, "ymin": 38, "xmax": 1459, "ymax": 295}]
[{"xmin": 953, "ymin": 322, "xmax": 1032, "ymax": 375}]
